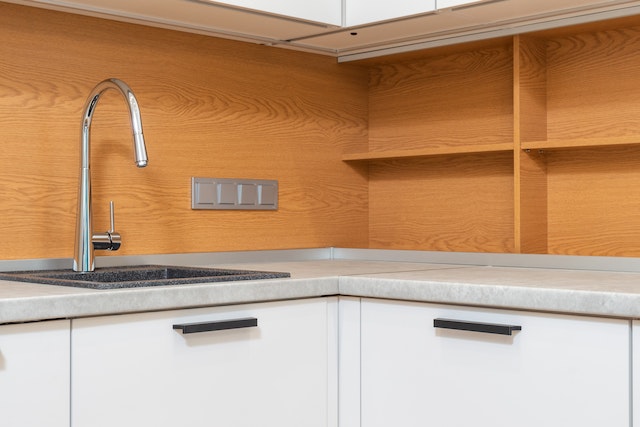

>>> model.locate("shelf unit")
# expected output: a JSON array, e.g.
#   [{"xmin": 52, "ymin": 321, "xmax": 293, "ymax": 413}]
[{"xmin": 347, "ymin": 15, "xmax": 640, "ymax": 257}]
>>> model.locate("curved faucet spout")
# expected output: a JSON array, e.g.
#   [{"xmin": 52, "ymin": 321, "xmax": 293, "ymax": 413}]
[
  {"xmin": 80, "ymin": 78, "xmax": 148, "ymax": 168},
  {"xmin": 74, "ymin": 78, "xmax": 149, "ymax": 272}
]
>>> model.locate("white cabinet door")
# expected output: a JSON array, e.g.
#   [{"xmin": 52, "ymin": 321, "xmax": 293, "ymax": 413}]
[
  {"xmin": 0, "ymin": 320, "xmax": 70, "ymax": 427},
  {"xmin": 632, "ymin": 320, "xmax": 640, "ymax": 427},
  {"xmin": 437, "ymin": 0, "xmax": 487, "ymax": 8},
  {"xmin": 338, "ymin": 297, "xmax": 361, "ymax": 427},
  {"xmin": 361, "ymin": 299, "xmax": 629, "ymax": 427},
  {"xmin": 72, "ymin": 298, "xmax": 336, "ymax": 427},
  {"xmin": 346, "ymin": 0, "xmax": 436, "ymax": 26}
]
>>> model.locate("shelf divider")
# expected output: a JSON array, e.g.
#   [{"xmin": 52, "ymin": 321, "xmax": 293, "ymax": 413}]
[{"xmin": 514, "ymin": 35, "xmax": 548, "ymax": 254}]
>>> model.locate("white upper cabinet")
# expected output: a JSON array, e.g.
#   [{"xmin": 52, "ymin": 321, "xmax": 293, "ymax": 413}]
[
  {"xmin": 345, "ymin": 0, "xmax": 436, "ymax": 26},
  {"xmin": 437, "ymin": 0, "xmax": 487, "ymax": 8},
  {"xmin": 208, "ymin": 0, "xmax": 342, "ymax": 26}
]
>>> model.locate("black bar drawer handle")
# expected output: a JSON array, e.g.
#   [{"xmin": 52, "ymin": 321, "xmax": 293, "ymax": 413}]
[
  {"xmin": 434, "ymin": 318, "xmax": 522, "ymax": 336},
  {"xmin": 173, "ymin": 317, "xmax": 258, "ymax": 334}
]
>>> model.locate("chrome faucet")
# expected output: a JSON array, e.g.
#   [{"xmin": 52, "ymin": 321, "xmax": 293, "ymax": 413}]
[{"xmin": 73, "ymin": 78, "xmax": 148, "ymax": 272}]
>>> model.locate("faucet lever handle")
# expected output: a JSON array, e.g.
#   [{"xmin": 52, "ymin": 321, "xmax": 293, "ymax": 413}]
[
  {"xmin": 109, "ymin": 200, "xmax": 116, "ymax": 234},
  {"xmin": 93, "ymin": 201, "xmax": 121, "ymax": 251},
  {"xmin": 107, "ymin": 201, "xmax": 121, "ymax": 251}
]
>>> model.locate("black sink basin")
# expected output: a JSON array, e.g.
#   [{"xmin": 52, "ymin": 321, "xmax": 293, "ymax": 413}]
[{"xmin": 0, "ymin": 265, "xmax": 290, "ymax": 290}]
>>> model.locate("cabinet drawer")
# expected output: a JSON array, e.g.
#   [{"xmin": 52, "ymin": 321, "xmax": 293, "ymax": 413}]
[
  {"xmin": 72, "ymin": 298, "xmax": 335, "ymax": 427},
  {"xmin": 361, "ymin": 298, "xmax": 629, "ymax": 427}
]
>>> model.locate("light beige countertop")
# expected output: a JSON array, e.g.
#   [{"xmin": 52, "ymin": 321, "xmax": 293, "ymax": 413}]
[
  {"xmin": 0, "ymin": 260, "xmax": 454, "ymax": 324},
  {"xmin": 2, "ymin": 251, "xmax": 640, "ymax": 323},
  {"xmin": 340, "ymin": 265, "xmax": 640, "ymax": 318}
]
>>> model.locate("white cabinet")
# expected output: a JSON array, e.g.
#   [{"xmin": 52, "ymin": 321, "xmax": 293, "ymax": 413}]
[
  {"xmin": 72, "ymin": 297, "xmax": 337, "ymax": 427},
  {"xmin": 345, "ymin": 0, "xmax": 436, "ymax": 26},
  {"xmin": 0, "ymin": 320, "xmax": 70, "ymax": 427},
  {"xmin": 359, "ymin": 298, "xmax": 629, "ymax": 427}
]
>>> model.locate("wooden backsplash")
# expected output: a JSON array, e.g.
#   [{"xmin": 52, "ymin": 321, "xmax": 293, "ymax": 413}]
[{"xmin": 0, "ymin": 3, "xmax": 369, "ymax": 260}]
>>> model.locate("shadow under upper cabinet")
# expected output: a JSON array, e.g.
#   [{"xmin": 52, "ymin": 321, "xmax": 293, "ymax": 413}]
[{"xmin": 0, "ymin": 265, "xmax": 290, "ymax": 290}]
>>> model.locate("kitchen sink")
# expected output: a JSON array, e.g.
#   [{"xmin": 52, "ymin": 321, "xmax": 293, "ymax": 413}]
[{"xmin": 0, "ymin": 265, "xmax": 290, "ymax": 290}]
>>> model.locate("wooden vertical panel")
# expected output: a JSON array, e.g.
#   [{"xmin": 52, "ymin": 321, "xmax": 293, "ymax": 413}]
[
  {"xmin": 513, "ymin": 35, "xmax": 548, "ymax": 253},
  {"xmin": 0, "ymin": 3, "xmax": 369, "ymax": 260},
  {"xmin": 517, "ymin": 151, "xmax": 548, "ymax": 253},
  {"xmin": 515, "ymin": 37, "xmax": 548, "ymax": 145}
]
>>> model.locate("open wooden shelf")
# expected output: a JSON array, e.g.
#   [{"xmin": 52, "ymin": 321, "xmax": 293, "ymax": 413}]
[
  {"xmin": 522, "ymin": 136, "xmax": 640, "ymax": 151},
  {"xmin": 348, "ymin": 14, "xmax": 640, "ymax": 257}
]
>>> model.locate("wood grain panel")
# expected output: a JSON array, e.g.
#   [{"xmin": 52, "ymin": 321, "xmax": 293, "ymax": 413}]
[
  {"xmin": 6, "ymin": 3, "xmax": 640, "ymax": 260},
  {"xmin": 546, "ymin": 25, "xmax": 640, "ymax": 141},
  {"xmin": 514, "ymin": 36, "xmax": 547, "ymax": 144},
  {"xmin": 368, "ymin": 45, "xmax": 513, "ymax": 152},
  {"xmin": 514, "ymin": 35, "xmax": 548, "ymax": 253},
  {"xmin": 547, "ymin": 146, "xmax": 640, "ymax": 257},
  {"xmin": 517, "ymin": 151, "xmax": 548, "ymax": 253},
  {"xmin": 369, "ymin": 153, "xmax": 514, "ymax": 253},
  {"xmin": 0, "ymin": 3, "xmax": 369, "ymax": 260}
]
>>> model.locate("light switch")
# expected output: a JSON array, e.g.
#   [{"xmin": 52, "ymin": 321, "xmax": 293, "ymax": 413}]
[
  {"xmin": 259, "ymin": 184, "xmax": 277, "ymax": 206},
  {"xmin": 218, "ymin": 183, "xmax": 236, "ymax": 205},
  {"xmin": 238, "ymin": 184, "xmax": 258, "ymax": 205},
  {"xmin": 192, "ymin": 177, "xmax": 278, "ymax": 210},
  {"xmin": 196, "ymin": 181, "xmax": 215, "ymax": 205}
]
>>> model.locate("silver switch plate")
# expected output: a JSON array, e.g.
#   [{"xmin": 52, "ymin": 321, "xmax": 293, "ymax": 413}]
[{"xmin": 192, "ymin": 177, "xmax": 278, "ymax": 210}]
